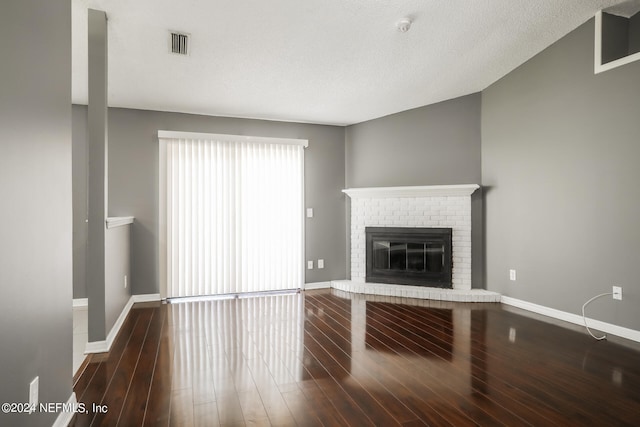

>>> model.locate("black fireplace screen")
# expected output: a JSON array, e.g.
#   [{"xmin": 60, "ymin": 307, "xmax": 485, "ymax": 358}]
[{"xmin": 366, "ymin": 227, "xmax": 452, "ymax": 287}]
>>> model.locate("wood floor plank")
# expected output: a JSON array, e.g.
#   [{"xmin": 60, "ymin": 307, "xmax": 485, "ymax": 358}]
[
  {"xmin": 143, "ymin": 309, "xmax": 173, "ymax": 426},
  {"xmin": 303, "ymin": 313, "xmax": 420, "ymax": 425},
  {"xmin": 71, "ymin": 307, "xmax": 144, "ymax": 427},
  {"xmin": 193, "ymin": 401, "xmax": 220, "ymax": 427},
  {"xmin": 118, "ymin": 305, "xmax": 166, "ymax": 425},
  {"xmin": 73, "ymin": 291, "xmax": 640, "ymax": 426},
  {"xmin": 364, "ymin": 302, "xmax": 534, "ymax": 426},
  {"xmin": 72, "ymin": 360, "xmax": 100, "ymax": 405},
  {"xmin": 356, "ymin": 298, "xmax": 551, "ymax": 425},
  {"xmin": 92, "ymin": 308, "xmax": 155, "ymax": 426},
  {"xmin": 306, "ymin": 295, "xmax": 479, "ymax": 427},
  {"xmin": 304, "ymin": 298, "xmax": 459, "ymax": 426}
]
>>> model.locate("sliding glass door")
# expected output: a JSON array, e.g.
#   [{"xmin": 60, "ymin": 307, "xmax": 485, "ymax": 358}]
[{"xmin": 159, "ymin": 131, "xmax": 306, "ymax": 298}]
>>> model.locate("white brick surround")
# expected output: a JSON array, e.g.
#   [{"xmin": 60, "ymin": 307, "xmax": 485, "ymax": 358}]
[{"xmin": 344, "ymin": 185, "xmax": 480, "ymax": 291}]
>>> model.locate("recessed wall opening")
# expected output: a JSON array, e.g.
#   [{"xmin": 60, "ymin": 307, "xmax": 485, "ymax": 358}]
[{"xmin": 595, "ymin": 0, "xmax": 640, "ymax": 73}]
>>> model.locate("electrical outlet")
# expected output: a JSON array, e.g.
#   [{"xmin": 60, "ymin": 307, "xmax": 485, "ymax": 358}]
[
  {"xmin": 29, "ymin": 376, "xmax": 39, "ymax": 413},
  {"xmin": 306, "ymin": 208, "xmax": 313, "ymax": 218},
  {"xmin": 307, "ymin": 260, "xmax": 314, "ymax": 270},
  {"xmin": 613, "ymin": 286, "xmax": 622, "ymax": 300},
  {"xmin": 317, "ymin": 259, "xmax": 324, "ymax": 269},
  {"xmin": 509, "ymin": 269, "xmax": 517, "ymax": 281},
  {"xmin": 124, "ymin": 275, "xmax": 128, "ymax": 289}
]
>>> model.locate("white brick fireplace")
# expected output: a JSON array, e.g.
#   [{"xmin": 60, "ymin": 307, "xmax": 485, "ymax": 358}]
[{"xmin": 332, "ymin": 184, "xmax": 500, "ymax": 302}]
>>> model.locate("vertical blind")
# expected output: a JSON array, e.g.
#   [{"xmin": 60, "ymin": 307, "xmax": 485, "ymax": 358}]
[{"xmin": 159, "ymin": 131, "xmax": 306, "ymax": 298}]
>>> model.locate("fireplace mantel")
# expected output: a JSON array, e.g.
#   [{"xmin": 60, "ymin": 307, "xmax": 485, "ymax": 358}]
[{"xmin": 343, "ymin": 184, "xmax": 479, "ymax": 199}]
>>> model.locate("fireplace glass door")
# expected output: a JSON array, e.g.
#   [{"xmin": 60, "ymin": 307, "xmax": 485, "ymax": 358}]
[
  {"xmin": 366, "ymin": 227, "xmax": 452, "ymax": 287},
  {"xmin": 373, "ymin": 241, "xmax": 445, "ymax": 273}
]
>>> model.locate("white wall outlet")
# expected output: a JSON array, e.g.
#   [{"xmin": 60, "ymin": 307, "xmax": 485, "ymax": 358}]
[
  {"xmin": 306, "ymin": 208, "xmax": 313, "ymax": 218},
  {"xmin": 29, "ymin": 376, "xmax": 39, "ymax": 412},
  {"xmin": 613, "ymin": 286, "xmax": 622, "ymax": 300},
  {"xmin": 509, "ymin": 269, "xmax": 517, "ymax": 281},
  {"xmin": 317, "ymin": 259, "xmax": 324, "ymax": 269},
  {"xmin": 124, "ymin": 275, "xmax": 128, "ymax": 289},
  {"xmin": 307, "ymin": 260, "xmax": 313, "ymax": 270}
]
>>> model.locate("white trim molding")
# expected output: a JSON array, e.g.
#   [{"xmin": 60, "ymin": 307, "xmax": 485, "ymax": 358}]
[
  {"xmin": 132, "ymin": 293, "xmax": 161, "ymax": 303},
  {"xmin": 73, "ymin": 298, "xmax": 88, "ymax": 308},
  {"xmin": 106, "ymin": 216, "xmax": 134, "ymax": 228},
  {"xmin": 501, "ymin": 296, "xmax": 640, "ymax": 343},
  {"xmin": 84, "ymin": 340, "xmax": 109, "ymax": 354},
  {"xmin": 158, "ymin": 130, "xmax": 309, "ymax": 148},
  {"xmin": 304, "ymin": 281, "xmax": 332, "ymax": 290},
  {"xmin": 342, "ymin": 184, "xmax": 480, "ymax": 199},
  {"xmin": 52, "ymin": 392, "xmax": 77, "ymax": 427},
  {"xmin": 85, "ymin": 293, "xmax": 161, "ymax": 354}
]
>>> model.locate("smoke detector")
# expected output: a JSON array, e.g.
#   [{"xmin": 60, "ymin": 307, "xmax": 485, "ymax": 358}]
[
  {"xmin": 397, "ymin": 18, "xmax": 412, "ymax": 33},
  {"xmin": 170, "ymin": 31, "xmax": 190, "ymax": 55}
]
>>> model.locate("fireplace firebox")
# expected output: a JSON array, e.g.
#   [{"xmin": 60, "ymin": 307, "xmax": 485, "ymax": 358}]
[{"xmin": 365, "ymin": 227, "xmax": 452, "ymax": 288}]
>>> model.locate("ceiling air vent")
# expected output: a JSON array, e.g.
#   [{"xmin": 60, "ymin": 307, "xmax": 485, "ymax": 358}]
[{"xmin": 170, "ymin": 31, "xmax": 189, "ymax": 55}]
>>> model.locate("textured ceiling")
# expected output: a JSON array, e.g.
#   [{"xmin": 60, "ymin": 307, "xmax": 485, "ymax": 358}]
[{"xmin": 72, "ymin": 0, "xmax": 626, "ymax": 126}]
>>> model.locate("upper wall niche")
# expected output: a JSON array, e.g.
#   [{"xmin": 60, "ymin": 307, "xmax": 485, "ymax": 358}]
[{"xmin": 595, "ymin": 0, "xmax": 640, "ymax": 73}]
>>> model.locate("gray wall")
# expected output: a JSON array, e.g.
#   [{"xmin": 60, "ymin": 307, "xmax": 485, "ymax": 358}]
[
  {"xmin": 0, "ymin": 1, "xmax": 73, "ymax": 426},
  {"xmin": 75, "ymin": 12, "xmax": 131, "ymax": 342},
  {"xmin": 482, "ymin": 19, "xmax": 640, "ymax": 330},
  {"xmin": 73, "ymin": 107, "xmax": 347, "ymax": 294},
  {"xmin": 105, "ymin": 225, "xmax": 131, "ymax": 331},
  {"xmin": 344, "ymin": 93, "xmax": 484, "ymax": 287},
  {"xmin": 73, "ymin": 106, "xmax": 88, "ymax": 299},
  {"xmin": 345, "ymin": 93, "xmax": 482, "ymax": 188},
  {"xmin": 87, "ymin": 9, "xmax": 110, "ymax": 342}
]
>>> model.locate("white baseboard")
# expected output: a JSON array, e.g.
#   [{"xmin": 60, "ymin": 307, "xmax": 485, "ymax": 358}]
[
  {"xmin": 501, "ymin": 296, "xmax": 640, "ymax": 343},
  {"xmin": 72, "ymin": 298, "xmax": 88, "ymax": 308},
  {"xmin": 132, "ymin": 293, "xmax": 161, "ymax": 303},
  {"xmin": 84, "ymin": 293, "xmax": 160, "ymax": 354},
  {"xmin": 52, "ymin": 392, "xmax": 77, "ymax": 427},
  {"xmin": 304, "ymin": 281, "xmax": 331, "ymax": 290},
  {"xmin": 84, "ymin": 340, "xmax": 108, "ymax": 354},
  {"xmin": 84, "ymin": 295, "xmax": 133, "ymax": 354}
]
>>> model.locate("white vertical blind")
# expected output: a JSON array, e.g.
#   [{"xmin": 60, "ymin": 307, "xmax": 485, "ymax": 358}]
[{"xmin": 159, "ymin": 132, "xmax": 305, "ymax": 298}]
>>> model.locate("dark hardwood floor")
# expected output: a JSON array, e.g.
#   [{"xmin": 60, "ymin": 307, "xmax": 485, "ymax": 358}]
[{"xmin": 71, "ymin": 289, "xmax": 640, "ymax": 426}]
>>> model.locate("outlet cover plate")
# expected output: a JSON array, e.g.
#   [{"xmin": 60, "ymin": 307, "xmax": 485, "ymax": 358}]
[
  {"xmin": 29, "ymin": 376, "xmax": 39, "ymax": 411},
  {"xmin": 509, "ymin": 269, "xmax": 516, "ymax": 281},
  {"xmin": 613, "ymin": 286, "xmax": 622, "ymax": 300}
]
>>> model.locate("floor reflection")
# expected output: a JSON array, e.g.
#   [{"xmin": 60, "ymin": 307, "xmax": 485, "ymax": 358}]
[
  {"xmin": 302, "ymin": 294, "xmax": 351, "ymax": 380},
  {"xmin": 314, "ymin": 290, "xmax": 488, "ymax": 400},
  {"xmin": 365, "ymin": 302, "xmax": 454, "ymax": 359},
  {"xmin": 73, "ymin": 289, "xmax": 640, "ymax": 426},
  {"xmin": 169, "ymin": 293, "xmax": 305, "ymax": 389}
]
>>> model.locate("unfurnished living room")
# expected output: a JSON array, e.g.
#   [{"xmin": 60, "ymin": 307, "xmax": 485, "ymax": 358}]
[{"xmin": 2, "ymin": 0, "xmax": 640, "ymax": 426}]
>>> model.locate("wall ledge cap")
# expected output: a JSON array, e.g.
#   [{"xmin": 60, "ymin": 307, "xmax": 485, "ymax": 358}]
[
  {"xmin": 106, "ymin": 216, "xmax": 134, "ymax": 228},
  {"xmin": 343, "ymin": 184, "xmax": 480, "ymax": 199}
]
